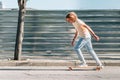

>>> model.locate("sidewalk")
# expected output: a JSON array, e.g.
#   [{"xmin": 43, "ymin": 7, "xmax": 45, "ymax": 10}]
[
  {"xmin": 0, "ymin": 59, "xmax": 120, "ymax": 66},
  {"xmin": 0, "ymin": 66, "xmax": 120, "ymax": 80}
]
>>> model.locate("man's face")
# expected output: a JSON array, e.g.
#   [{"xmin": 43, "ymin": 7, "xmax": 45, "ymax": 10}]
[{"xmin": 66, "ymin": 15, "xmax": 76, "ymax": 23}]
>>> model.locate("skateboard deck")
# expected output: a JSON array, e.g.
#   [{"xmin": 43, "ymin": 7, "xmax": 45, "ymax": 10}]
[{"xmin": 68, "ymin": 66, "xmax": 102, "ymax": 71}]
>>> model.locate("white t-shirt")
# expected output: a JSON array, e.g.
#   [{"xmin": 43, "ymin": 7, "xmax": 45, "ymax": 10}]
[{"xmin": 72, "ymin": 19, "xmax": 91, "ymax": 38}]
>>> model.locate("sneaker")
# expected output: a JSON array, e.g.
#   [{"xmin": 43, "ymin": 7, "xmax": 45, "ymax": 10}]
[{"xmin": 79, "ymin": 63, "xmax": 88, "ymax": 67}]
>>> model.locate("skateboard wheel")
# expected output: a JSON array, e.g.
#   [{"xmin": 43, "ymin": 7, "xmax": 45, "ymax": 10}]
[
  {"xmin": 68, "ymin": 67, "xmax": 72, "ymax": 70},
  {"xmin": 96, "ymin": 67, "xmax": 101, "ymax": 71}
]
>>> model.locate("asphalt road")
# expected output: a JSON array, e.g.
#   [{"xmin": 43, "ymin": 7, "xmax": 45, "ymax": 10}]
[{"xmin": 0, "ymin": 66, "xmax": 119, "ymax": 80}]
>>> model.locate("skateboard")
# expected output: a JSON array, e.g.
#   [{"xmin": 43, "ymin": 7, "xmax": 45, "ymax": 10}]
[{"xmin": 68, "ymin": 66, "xmax": 103, "ymax": 71}]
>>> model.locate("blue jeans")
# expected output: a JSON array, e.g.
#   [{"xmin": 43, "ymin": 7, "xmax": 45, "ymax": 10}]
[{"xmin": 74, "ymin": 38, "xmax": 102, "ymax": 66}]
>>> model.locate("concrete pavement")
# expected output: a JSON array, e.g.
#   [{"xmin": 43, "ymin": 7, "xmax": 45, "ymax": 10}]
[{"xmin": 0, "ymin": 66, "xmax": 120, "ymax": 80}]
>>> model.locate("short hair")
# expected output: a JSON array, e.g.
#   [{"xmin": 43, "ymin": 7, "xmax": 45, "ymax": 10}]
[
  {"xmin": 66, "ymin": 12, "xmax": 77, "ymax": 18},
  {"xmin": 69, "ymin": 12, "xmax": 77, "ymax": 17},
  {"xmin": 66, "ymin": 13, "xmax": 71, "ymax": 18}
]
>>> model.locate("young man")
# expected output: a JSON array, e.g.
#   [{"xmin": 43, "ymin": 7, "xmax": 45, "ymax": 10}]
[{"xmin": 66, "ymin": 12, "xmax": 103, "ymax": 67}]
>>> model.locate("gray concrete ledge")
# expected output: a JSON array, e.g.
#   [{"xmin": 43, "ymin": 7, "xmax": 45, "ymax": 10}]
[{"xmin": 0, "ymin": 59, "xmax": 120, "ymax": 66}]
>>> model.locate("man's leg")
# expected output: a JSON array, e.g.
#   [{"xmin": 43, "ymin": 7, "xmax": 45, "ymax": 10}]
[
  {"xmin": 74, "ymin": 38, "xmax": 87, "ymax": 64},
  {"xmin": 85, "ymin": 38, "xmax": 102, "ymax": 66}
]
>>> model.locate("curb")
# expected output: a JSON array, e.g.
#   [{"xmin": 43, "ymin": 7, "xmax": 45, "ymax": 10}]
[{"xmin": 0, "ymin": 60, "xmax": 120, "ymax": 66}]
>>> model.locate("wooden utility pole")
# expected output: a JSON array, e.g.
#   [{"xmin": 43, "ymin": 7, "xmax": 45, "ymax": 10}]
[{"xmin": 14, "ymin": 0, "xmax": 27, "ymax": 60}]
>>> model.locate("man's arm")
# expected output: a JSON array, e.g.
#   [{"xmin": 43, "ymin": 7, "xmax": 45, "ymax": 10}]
[
  {"xmin": 83, "ymin": 24, "xmax": 100, "ymax": 41},
  {"xmin": 71, "ymin": 30, "xmax": 78, "ymax": 46}
]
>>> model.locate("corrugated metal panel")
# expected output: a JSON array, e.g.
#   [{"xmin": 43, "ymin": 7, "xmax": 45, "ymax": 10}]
[{"xmin": 0, "ymin": 10, "xmax": 120, "ymax": 60}]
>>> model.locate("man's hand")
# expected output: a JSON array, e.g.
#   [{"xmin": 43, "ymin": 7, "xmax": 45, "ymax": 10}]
[
  {"xmin": 94, "ymin": 35, "xmax": 100, "ymax": 41},
  {"xmin": 71, "ymin": 30, "xmax": 78, "ymax": 46},
  {"xmin": 71, "ymin": 39, "xmax": 75, "ymax": 46}
]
